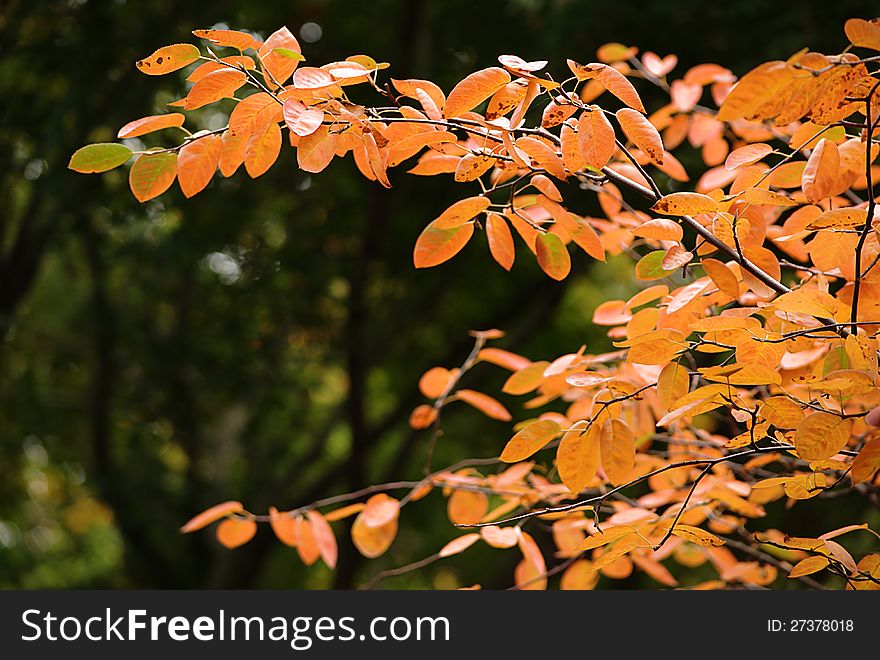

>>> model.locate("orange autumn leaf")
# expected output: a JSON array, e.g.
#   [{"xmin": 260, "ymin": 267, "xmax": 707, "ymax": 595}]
[
  {"xmin": 268, "ymin": 507, "xmax": 299, "ymax": 547},
  {"xmin": 216, "ymin": 518, "xmax": 257, "ymax": 548},
  {"xmin": 129, "ymin": 152, "xmax": 177, "ymax": 202},
  {"xmin": 352, "ymin": 510, "xmax": 397, "ymax": 558},
  {"xmin": 500, "ymin": 418, "xmax": 561, "ymax": 462},
  {"xmin": 616, "ymin": 108, "xmax": 663, "ymax": 165},
  {"xmin": 181, "ymin": 501, "xmax": 244, "ymax": 533},
  {"xmin": 486, "ymin": 213, "xmax": 516, "ymax": 271},
  {"xmin": 438, "ymin": 533, "xmax": 481, "ymax": 558},
  {"xmin": 577, "ymin": 107, "xmax": 616, "ymax": 170},
  {"xmin": 244, "ymin": 122, "xmax": 282, "ymax": 178},
  {"xmin": 136, "ymin": 43, "xmax": 200, "ymax": 75},
  {"xmin": 305, "ymin": 510, "xmax": 338, "ymax": 568},
  {"xmin": 117, "ymin": 113, "xmax": 186, "ymax": 139},
  {"xmin": 455, "ymin": 389, "xmax": 511, "ymax": 421},
  {"xmin": 535, "ymin": 232, "xmax": 571, "ymax": 280},
  {"xmin": 444, "ymin": 67, "xmax": 511, "ymax": 118},
  {"xmin": 413, "ymin": 220, "xmax": 475, "ymax": 268},
  {"xmin": 178, "ymin": 134, "xmax": 222, "ymax": 198}
]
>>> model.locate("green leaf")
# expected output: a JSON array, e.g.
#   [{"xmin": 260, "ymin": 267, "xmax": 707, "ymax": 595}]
[
  {"xmin": 69, "ymin": 143, "xmax": 133, "ymax": 173},
  {"xmin": 635, "ymin": 250, "xmax": 670, "ymax": 281},
  {"xmin": 272, "ymin": 48, "xmax": 304, "ymax": 61}
]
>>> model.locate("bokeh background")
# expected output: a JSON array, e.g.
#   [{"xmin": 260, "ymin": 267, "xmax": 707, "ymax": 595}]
[{"xmin": 2, "ymin": 0, "xmax": 877, "ymax": 589}]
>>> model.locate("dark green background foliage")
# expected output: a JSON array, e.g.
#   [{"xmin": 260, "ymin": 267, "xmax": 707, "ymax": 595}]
[{"xmin": 1, "ymin": 0, "xmax": 876, "ymax": 589}]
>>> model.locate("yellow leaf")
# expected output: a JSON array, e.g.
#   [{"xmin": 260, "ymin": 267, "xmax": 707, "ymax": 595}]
[
  {"xmin": 652, "ymin": 192, "xmax": 718, "ymax": 215},
  {"xmin": 794, "ymin": 413, "xmax": 852, "ymax": 461},
  {"xmin": 669, "ymin": 524, "xmax": 725, "ymax": 547},
  {"xmin": 600, "ymin": 418, "xmax": 635, "ymax": 485},
  {"xmin": 556, "ymin": 422, "xmax": 600, "ymax": 493},
  {"xmin": 772, "ymin": 288, "xmax": 839, "ymax": 318},
  {"xmin": 500, "ymin": 419, "xmax": 561, "ymax": 462},
  {"xmin": 805, "ymin": 208, "xmax": 868, "ymax": 230}
]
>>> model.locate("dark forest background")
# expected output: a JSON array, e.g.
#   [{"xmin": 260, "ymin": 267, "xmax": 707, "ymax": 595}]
[{"xmin": 1, "ymin": 0, "xmax": 877, "ymax": 589}]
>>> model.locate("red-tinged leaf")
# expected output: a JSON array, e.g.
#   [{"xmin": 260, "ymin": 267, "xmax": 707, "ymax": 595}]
[
  {"xmin": 361, "ymin": 494, "xmax": 401, "ymax": 528},
  {"xmin": 409, "ymin": 404, "xmax": 438, "ymax": 429},
  {"xmin": 486, "ymin": 213, "xmax": 515, "ymax": 271},
  {"xmin": 136, "ymin": 43, "xmax": 200, "ymax": 75},
  {"xmin": 413, "ymin": 220, "xmax": 474, "ymax": 268},
  {"xmin": 616, "ymin": 108, "xmax": 663, "ymax": 165},
  {"xmin": 578, "ymin": 107, "xmax": 616, "ymax": 170},
  {"xmin": 802, "ymin": 138, "xmax": 840, "ymax": 203},
  {"xmin": 117, "ymin": 113, "xmax": 186, "ymax": 139},
  {"xmin": 292, "ymin": 66, "xmax": 336, "ymax": 89},
  {"xmin": 501, "ymin": 419, "xmax": 561, "ymax": 462},
  {"xmin": 219, "ymin": 130, "xmax": 248, "ymax": 177},
  {"xmin": 268, "ymin": 507, "xmax": 299, "ymax": 547},
  {"xmin": 216, "ymin": 518, "xmax": 257, "ymax": 549},
  {"xmin": 444, "ymin": 67, "xmax": 511, "ymax": 118},
  {"xmin": 129, "ymin": 152, "xmax": 177, "ymax": 202},
  {"xmin": 282, "ymin": 100, "xmax": 324, "ymax": 137},
  {"xmin": 258, "ymin": 27, "xmax": 302, "ymax": 88},
  {"xmin": 439, "ymin": 533, "xmax": 481, "ymax": 558},
  {"xmin": 69, "ymin": 143, "xmax": 132, "ymax": 173},
  {"xmin": 297, "ymin": 125, "xmax": 338, "ymax": 173},
  {"xmin": 456, "ymin": 389, "xmax": 511, "ymax": 421},
  {"xmin": 180, "ymin": 501, "xmax": 244, "ymax": 533},
  {"xmin": 566, "ymin": 61, "xmax": 645, "ymax": 112},
  {"xmin": 175, "ymin": 69, "xmax": 247, "ymax": 110},
  {"xmin": 178, "ymin": 134, "xmax": 222, "ymax": 198},
  {"xmin": 244, "ymin": 122, "xmax": 282, "ymax": 178},
  {"xmin": 535, "ymin": 232, "xmax": 571, "ymax": 280},
  {"xmin": 229, "ymin": 92, "xmax": 282, "ymax": 135},
  {"xmin": 725, "ymin": 143, "xmax": 773, "ymax": 170},
  {"xmin": 193, "ymin": 28, "xmax": 255, "ymax": 51},
  {"xmin": 305, "ymin": 510, "xmax": 338, "ymax": 568}
]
